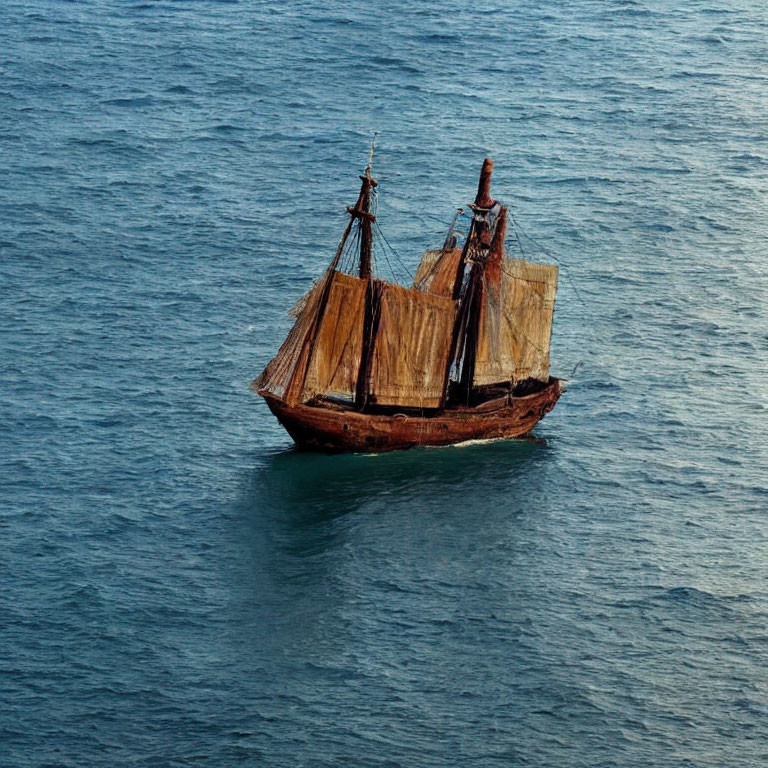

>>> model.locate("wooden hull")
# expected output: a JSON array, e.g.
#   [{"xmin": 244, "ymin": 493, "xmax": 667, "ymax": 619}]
[{"xmin": 259, "ymin": 379, "xmax": 563, "ymax": 453}]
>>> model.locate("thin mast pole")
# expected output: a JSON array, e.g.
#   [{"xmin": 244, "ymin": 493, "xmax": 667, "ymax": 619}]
[
  {"xmin": 354, "ymin": 138, "xmax": 379, "ymax": 410},
  {"xmin": 357, "ymin": 175, "xmax": 374, "ymax": 279},
  {"xmin": 448, "ymin": 157, "xmax": 494, "ymax": 296},
  {"xmin": 359, "ymin": 136, "xmax": 376, "ymax": 279}
]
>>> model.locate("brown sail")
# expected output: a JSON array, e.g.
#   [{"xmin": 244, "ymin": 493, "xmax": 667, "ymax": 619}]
[
  {"xmin": 252, "ymin": 270, "xmax": 326, "ymax": 403},
  {"xmin": 413, "ymin": 247, "xmax": 463, "ymax": 298},
  {"xmin": 473, "ymin": 258, "xmax": 558, "ymax": 386},
  {"xmin": 252, "ymin": 159, "xmax": 372, "ymax": 405},
  {"xmin": 303, "ymin": 272, "xmax": 367, "ymax": 400},
  {"xmin": 367, "ymin": 282, "xmax": 456, "ymax": 408}
]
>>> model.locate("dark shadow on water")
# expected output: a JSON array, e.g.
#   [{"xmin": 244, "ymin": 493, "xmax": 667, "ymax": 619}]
[
  {"xmin": 231, "ymin": 434, "xmax": 555, "ymax": 582},
  {"xmin": 244, "ymin": 436, "xmax": 552, "ymax": 525},
  {"xmin": 227, "ymin": 435, "xmax": 559, "ymax": 656}
]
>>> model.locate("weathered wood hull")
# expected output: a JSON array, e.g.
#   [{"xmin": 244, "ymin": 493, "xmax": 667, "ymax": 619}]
[{"xmin": 259, "ymin": 378, "xmax": 563, "ymax": 453}]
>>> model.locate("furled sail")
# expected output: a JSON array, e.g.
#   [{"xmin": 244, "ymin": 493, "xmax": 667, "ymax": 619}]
[
  {"xmin": 473, "ymin": 257, "xmax": 558, "ymax": 386},
  {"xmin": 303, "ymin": 272, "xmax": 367, "ymax": 400},
  {"xmin": 252, "ymin": 270, "xmax": 367, "ymax": 404},
  {"xmin": 368, "ymin": 282, "xmax": 456, "ymax": 408},
  {"xmin": 252, "ymin": 271, "xmax": 328, "ymax": 403},
  {"xmin": 413, "ymin": 247, "xmax": 463, "ymax": 298}
]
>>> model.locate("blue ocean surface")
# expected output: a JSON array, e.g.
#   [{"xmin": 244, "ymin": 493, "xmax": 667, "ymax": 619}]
[{"xmin": 2, "ymin": 1, "xmax": 767, "ymax": 766}]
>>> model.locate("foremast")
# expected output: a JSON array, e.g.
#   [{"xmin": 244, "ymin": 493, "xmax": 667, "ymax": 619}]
[
  {"xmin": 281, "ymin": 151, "xmax": 378, "ymax": 406},
  {"xmin": 352, "ymin": 156, "xmax": 378, "ymax": 410}
]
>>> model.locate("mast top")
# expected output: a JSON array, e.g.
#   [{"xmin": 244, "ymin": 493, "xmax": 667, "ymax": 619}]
[
  {"xmin": 365, "ymin": 133, "xmax": 377, "ymax": 176},
  {"xmin": 360, "ymin": 133, "xmax": 378, "ymax": 187},
  {"xmin": 474, "ymin": 157, "xmax": 494, "ymax": 208}
]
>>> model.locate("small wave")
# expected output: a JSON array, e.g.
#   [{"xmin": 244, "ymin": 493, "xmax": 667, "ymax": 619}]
[
  {"xmin": 69, "ymin": 137, "xmax": 116, "ymax": 148},
  {"xmin": 210, "ymin": 123, "xmax": 247, "ymax": 133},
  {"xmin": 540, "ymin": 175, "xmax": 624, "ymax": 186},
  {"xmin": 370, "ymin": 56, "xmax": 408, "ymax": 68},
  {"xmin": 614, "ymin": 7, "xmax": 657, "ymax": 17},
  {"xmin": 663, "ymin": 586, "xmax": 714, "ymax": 601},
  {"xmin": 735, "ymin": 698, "xmax": 768, "ymax": 715},
  {"xmin": 103, "ymin": 95, "xmax": 155, "ymax": 107},
  {"xmin": 656, "ymin": 587, "xmax": 756, "ymax": 611},
  {"xmin": 417, "ymin": 33, "xmax": 460, "ymax": 43},
  {"xmin": 691, "ymin": 34, "xmax": 726, "ymax": 45},
  {"xmin": 307, "ymin": 16, "xmax": 353, "ymax": 26},
  {"xmin": 671, "ymin": 70, "xmax": 722, "ymax": 80}
]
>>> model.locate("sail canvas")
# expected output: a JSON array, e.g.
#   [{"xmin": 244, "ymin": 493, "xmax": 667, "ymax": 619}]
[
  {"xmin": 303, "ymin": 272, "xmax": 367, "ymax": 400},
  {"xmin": 473, "ymin": 258, "xmax": 558, "ymax": 386},
  {"xmin": 368, "ymin": 282, "xmax": 456, "ymax": 408},
  {"xmin": 413, "ymin": 247, "xmax": 463, "ymax": 298}
]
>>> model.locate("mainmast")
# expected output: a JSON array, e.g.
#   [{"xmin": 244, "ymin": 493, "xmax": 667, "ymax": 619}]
[
  {"xmin": 347, "ymin": 141, "xmax": 377, "ymax": 279},
  {"xmin": 450, "ymin": 158, "xmax": 495, "ymax": 299},
  {"xmin": 457, "ymin": 205, "xmax": 507, "ymax": 394},
  {"xmin": 442, "ymin": 157, "xmax": 500, "ymax": 405}
]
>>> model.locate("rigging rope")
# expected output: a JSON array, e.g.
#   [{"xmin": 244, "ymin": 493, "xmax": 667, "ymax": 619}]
[
  {"xmin": 509, "ymin": 213, "xmax": 587, "ymax": 309},
  {"xmin": 373, "ymin": 222, "xmax": 412, "ymax": 284}
]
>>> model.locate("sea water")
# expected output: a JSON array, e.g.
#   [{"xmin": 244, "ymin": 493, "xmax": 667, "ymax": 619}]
[{"xmin": 2, "ymin": 1, "xmax": 767, "ymax": 766}]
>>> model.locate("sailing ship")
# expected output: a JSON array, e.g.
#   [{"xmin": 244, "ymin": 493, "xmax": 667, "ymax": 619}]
[{"xmin": 252, "ymin": 153, "xmax": 563, "ymax": 452}]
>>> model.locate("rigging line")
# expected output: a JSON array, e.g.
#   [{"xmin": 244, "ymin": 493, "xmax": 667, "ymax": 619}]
[
  {"xmin": 386, "ymin": 242, "xmax": 408, "ymax": 284},
  {"xmin": 354, "ymin": 225, "xmax": 365, "ymax": 275},
  {"xmin": 510, "ymin": 215, "xmax": 560, "ymax": 259},
  {"xmin": 339, "ymin": 234, "xmax": 352, "ymax": 274},
  {"xmin": 375, "ymin": 224, "xmax": 410, "ymax": 282},
  {"xmin": 417, "ymin": 211, "xmax": 458, "ymax": 225},
  {"xmin": 366, "ymin": 189, "xmax": 379, "ymax": 278},
  {"xmin": 341, "ymin": 225, "xmax": 361, "ymax": 275},
  {"xmin": 498, "ymin": 265, "xmax": 554, "ymax": 288},
  {"xmin": 371, "ymin": 237, "xmax": 378, "ymax": 280},
  {"xmin": 509, "ymin": 212, "xmax": 587, "ymax": 309},
  {"xmin": 387, "ymin": 242, "xmax": 412, "ymax": 284},
  {"xmin": 340, "ymin": 220, "xmax": 356, "ymax": 257},
  {"xmin": 375, "ymin": 229, "xmax": 399, "ymax": 284},
  {"xmin": 510, "ymin": 218, "xmax": 525, "ymax": 258},
  {"xmin": 374, "ymin": 222, "xmax": 412, "ymax": 282}
]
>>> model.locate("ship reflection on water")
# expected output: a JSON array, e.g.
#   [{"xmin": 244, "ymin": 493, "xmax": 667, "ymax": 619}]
[
  {"xmin": 249, "ymin": 435, "xmax": 552, "ymax": 526},
  {"xmin": 227, "ymin": 436, "xmax": 562, "ymax": 740},
  {"xmin": 232, "ymin": 436, "xmax": 556, "ymax": 638}
]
